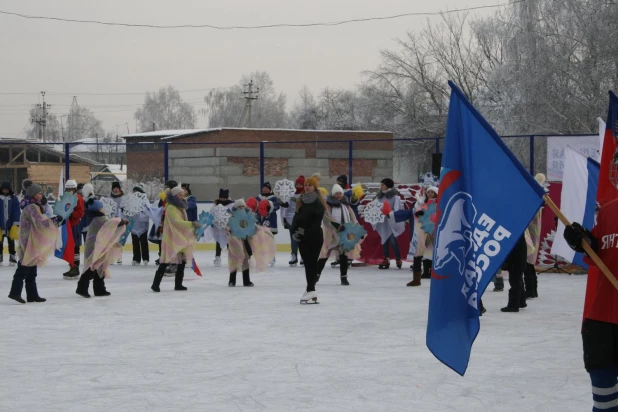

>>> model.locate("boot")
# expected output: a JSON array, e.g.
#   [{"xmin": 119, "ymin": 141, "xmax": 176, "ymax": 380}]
[
  {"xmin": 378, "ymin": 258, "xmax": 390, "ymax": 270},
  {"xmin": 242, "ymin": 269, "xmax": 254, "ymax": 287},
  {"xmin": 339, "ymin": 254, "xmax": 349, "ymax": 285},
  {"xmin": 151, "ymin": 264, "xmax": 167, "ymax": 292},
  {"xmin": 396, "ymin": 260, "xmax": 403, "ymax": 269},
  {"xmin": 93, "ymin": 275, "xmax": 111, "ymax": 297},
  {"xmin": 407, "ymin": 270, "xmax": 422, "ymax": 287},
  {"xmin": 174, "ymin": 262, "xmax": 187, "ymax": 291},
  {"xmin": 27, "ymin": 296, "xmax": 46, "ymax": 302},
  {"xmin": 64, "ymin": 263, "xmax": 80, "ymax": 280},
  {"xmin": 76, "ymin": 271, "xmax": 94, "ymax": 298},
  {"xmin": 479, "ymin": 300, "xmax": 487, "ymax": 316},
  {"xmin": 8, "ymin": 295, "xmax": 25, "ymax": 304},
  {"xmin": 421, "ymin": 260, "xmax": 432, "ymax": 279},
  {"xmin": 228, "ymin": 271, "xmax": 237, "ymax": 287},
  {"xmin": 501, "ymin": 288, "xmax": 521, "ymax": 312}
]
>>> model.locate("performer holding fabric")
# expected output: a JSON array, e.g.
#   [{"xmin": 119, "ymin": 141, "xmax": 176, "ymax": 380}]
[{"xmin": 374, "ymin": 178, "xmax": 405, "ymax": 270}]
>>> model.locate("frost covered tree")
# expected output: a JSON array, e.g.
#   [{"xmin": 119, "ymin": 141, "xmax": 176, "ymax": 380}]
[
  {"xmin": 25, "ymin": 106, "xmax": 62, "ymax": 142},
  {"xmin": 134, "ymin": 86, "xmax": 197, "ymax": 132},
  {"xmin": 204, "ymin": 71, "xmax": 289, "ymax": 128}
]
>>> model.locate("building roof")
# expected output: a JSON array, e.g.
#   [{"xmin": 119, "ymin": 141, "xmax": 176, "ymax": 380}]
[
  {"xmin": 122, "ymin": 128, "xmax": 393, "ymax": 141},
  {"xmin": 0, "ymin": 137, "xmax": 100, "ymax": 166},
  {"xmin": 71, "ymin": 138, "xmax": 126, "ymax": 153}
]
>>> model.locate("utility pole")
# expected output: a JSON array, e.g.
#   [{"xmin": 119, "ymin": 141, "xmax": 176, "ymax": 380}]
[
  {"xmin": 69, "ymin": 96, "xmax": 80, "ymax": 142},
  {"xmin": 239, "ymin": 80, "xmax": 259, "ymax": 128},
  {"xmin": 31, "ymin": 91, "xmax": 51, "ymax": 141}
]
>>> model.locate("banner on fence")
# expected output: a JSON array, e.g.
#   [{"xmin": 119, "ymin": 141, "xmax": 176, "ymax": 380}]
[{"xmin": 546, "ymin": 135, "xmax": 599, "ymax": 181}]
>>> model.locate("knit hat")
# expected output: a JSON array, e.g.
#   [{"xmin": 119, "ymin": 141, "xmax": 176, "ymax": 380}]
[
  {"xmin": 262, "ymin": 181, "xmax": 272, "ymax": 191},
  {"xmin": 22, "ymin": 179, "xmax": 33, "ymax": 191},
  {"xmin": 381, "ymin": 178, "xmax": 395, "ymax": 189},
  {"xmin": 295, "ymin": 176, "xmax": 305, "ymax": 186},
  {"xmin": 170, "ymin": 185, "xmax": 184, "ymax": 197},
  {"xmin": 219, "ymin": 188, "xmax": 230, "ymax": 199},
  {"xmin": 234, "ymin": 198, "xmax": 246, "ymax": 208},
  {"xmin": 81, "ymin": 183, "xmax": 95, "ymax": 201},
  {"xmin": 165, "ymin": 180, "xmax": 178, "ymax": 189},
  {"xmin": 311, "ymin": 173, "xmax": 321, "ymax": 181},
  {"xmin": 336, "ymin": 175, "xmax": 348, "ymax": 188},
  {"xmin": 133, "ymin": 183, "xmax": 145, "ymax": 194},
  {"xmin": 332, "ymin": 184, "xmax": 344, "ymax": 195},
  {"xmin": 26, "ymin": 183, "xmax": 43, "ymax": 198},
  {"xmin": 427, "ymin": 186, "xmax": 439, "ymax": 196},
  {"xmin": 111, "ymin": 182, "xmax": 121, "ymax": 190},
  {"xmin": 88, "ymin": 199, "xmax": 104, "ymax": 212},
  {"xmin": 65, "ymin": 179, "xmax": 77, "ymax": 189},
  {"xmin": 305, "ymin": 176, "xmax": 319, "ymax": 188},
  {"xmin": 0, "ymin": 182, "xmax": 12, "ymax": 195}
]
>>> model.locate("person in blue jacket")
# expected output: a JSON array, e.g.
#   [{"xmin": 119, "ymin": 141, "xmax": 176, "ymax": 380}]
[
  {"xmin": 256, "ymin": 181, "xmax": 280, "ymax": 267},
  {"xmin": 181, "ymin": 183, "xmax": 197, "ymax": 222},
  {"xmin": 0, "ymin": 182, "xmax": 20, "ymax": 266}
]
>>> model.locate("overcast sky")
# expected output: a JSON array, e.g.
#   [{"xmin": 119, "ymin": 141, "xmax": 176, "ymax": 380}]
[{"xmin": 0, "ymin": 0, "xmax": 503, "ymax": 137}]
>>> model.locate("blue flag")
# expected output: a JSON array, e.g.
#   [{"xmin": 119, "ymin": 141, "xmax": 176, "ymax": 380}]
[{"xmin": 427, "ymin": 82, "xmax": 545, "ymax": 375}]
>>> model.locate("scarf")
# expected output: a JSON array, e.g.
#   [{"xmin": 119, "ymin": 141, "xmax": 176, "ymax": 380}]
[
  {"xmin": 166, "ymin": 193, "xmax": 188, "ymax": 210},
  {"xmin": 301, "ymin": 191, "xmax": 318, "ymax": 204},
  {"xmin": 111, "ymin": 191, "xmax": 124, "ymax": 199},
  {"xmin": 330, "ymin": 202, "xmax": 351, "ymax": 224},
  {"xmin": 326, "ymin": 195, "xmax": 349, "ymax": 207},
  {"xmin": 376, "ymin": 187, "xmax": 399, "ymax": 200},
  {"xmin": 20, "ymin": 196, "xmax": 44, "ymax": 214}
]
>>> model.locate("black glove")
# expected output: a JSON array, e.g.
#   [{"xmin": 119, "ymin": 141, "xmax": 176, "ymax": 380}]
[
  {"xmin": 281, "ymin": 202, "xmax": 290, "ymax": 208},
  {"xmin": 564, "ymin": 222, "xmax": 598, "ymax": 255},
  {"xmin": 415, "ymin": 210, "xmax": 424, "ymax": 217},
  {"xmin": 283, "ymin": 221, "xmax": 291, "ymax": 230}
]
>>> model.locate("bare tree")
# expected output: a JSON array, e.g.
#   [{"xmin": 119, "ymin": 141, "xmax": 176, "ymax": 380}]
[{"xmin": 135, "ymin": 86, "xmax": 197, "ymax": 132}]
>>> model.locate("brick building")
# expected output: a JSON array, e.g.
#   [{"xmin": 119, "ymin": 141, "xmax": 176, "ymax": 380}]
[{"xmin": 123, "ymin": 128, "xmax": 394, "ymax": 200}]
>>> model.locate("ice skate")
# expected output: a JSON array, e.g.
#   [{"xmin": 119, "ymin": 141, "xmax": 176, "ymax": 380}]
[
  {"xmin": 289, "ymin": 253, "xmax": 298, "ymax": 267},
  {"xmin": 116, "ymin": 258, "xmax": 123, "ymax": 265},
  {"xmin": 300, "ymin": 290, "xmax": 319, "ymax": 304},
  {"xmin": 331, "ymin": 259, "xmax": 340, "ymax": 268},
  {"xmin": 378, "ymin": 258, "xmax": 390, "ymax": 270},
  {"xmin": 143, "ymin": 261, "xmax": 149, "ymax": 266},
  {"xmin": 269, "ymin": 257, "xmax": 276, "ymax": 268},
  {"xmin": 132, "ymin": 261, "xmax": 139, "ymax": 266},
  {"xmin": 341, "ymin": 276, "xmax": 349, "ymax": 286},
  {"xmin": 164, "ymin": 264, "xmax": 176, "ymax": 277},
  {"xmin": 396, "ymin": 260, "xmax": 403, "ymax": 269},
  {"xmin": 9, "ymin": 254, "xmax": 17, "ymax": 267},
  {"xmin": 63, "ymin": 265, "xmax": 80, "ymax": 280},
  {"xmin": 214, "ymin": 256, "xmax": 221, "ymax": 267}
]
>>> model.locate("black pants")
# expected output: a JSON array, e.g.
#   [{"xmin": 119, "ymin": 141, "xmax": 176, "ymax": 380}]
[
  {"xmin": 131, "ymin": 233, "xmax": 149, "ymax": 263},
  {"xmin": 216, "ymin": 242, "xmax": 222, "ymax": 257},
  {"xmin": 317, "ymin": 254, "xmax": 348, "ymax": 278},
  {"xmin": 0, "ymin": 237, "xmax": 15, "ymax": 256},
  {"xmin": 505, "ymin": 236, "xmax": 527, "ymax": 308},
  {"xmin": 298, "ymin": 234, "xmax": 323, "ymax": 292},
  {"xmin": 9, "ymin": 263, "xmax": 39, "ymax": 299},
  {"xmin": 582, "ymin": 319, "xmax": 618, "ymax": 371}
]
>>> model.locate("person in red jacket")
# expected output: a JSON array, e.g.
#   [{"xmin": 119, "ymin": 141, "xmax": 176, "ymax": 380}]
[
  {"xmin": 62, "ymin": 180, "xmax": 85, "ymax": 280},
  {"xmin": 564, "ymin": 195, "xmax": 618, "ymax": 411}
]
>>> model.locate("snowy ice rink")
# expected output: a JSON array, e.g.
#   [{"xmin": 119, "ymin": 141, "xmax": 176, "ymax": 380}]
[{"xmin": 1, "ymin": 251, "xmax": 592, "ymax": 412}]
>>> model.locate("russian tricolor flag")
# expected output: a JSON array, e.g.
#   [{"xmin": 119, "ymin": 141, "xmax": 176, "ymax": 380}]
[
  {"xmin": 54, "ymin": 219, "xmax": 75, "ymax": 266},
  {"xmin": 191, "ymin": 258, "xmax": 202, "ymax": 277},
  {"xmin": 551, "ymin": 146, "xmax": 600, "ymax": 268}
]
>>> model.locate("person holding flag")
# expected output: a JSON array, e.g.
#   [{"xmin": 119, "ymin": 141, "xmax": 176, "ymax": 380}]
[
  {"xmin": 61, "ymin": 180, "xmax": 85, "ymax": 280},
  {"xmin": 427, "ymin": 81, "xmax": 545, "ymax": 376},
  {"xmin": 562, "ymin": 90, "xmax": 618, "ymax": 412}
]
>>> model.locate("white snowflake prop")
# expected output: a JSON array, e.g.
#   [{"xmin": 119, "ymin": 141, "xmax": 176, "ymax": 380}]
[
  {"xmin": 100, "ymin": 197, "xmax": 117, "ymax": 218},
  {"xmin": 274, "ymin": 179, "xmax": 296, "ymax": 203},
  {"xmin": 211, "ymin": 204, "xmax": 230, "ymax": 229},
  {"xmin": 362, "ymin": 200, "xmax": 385, "ymax": 225},
  {"xmin": 419, "ymin": 172, "xmax": 439, "ymax": 188},
  {"xmin": 120, "ymin": 192, "xmax": 149, "ymax": 217}
]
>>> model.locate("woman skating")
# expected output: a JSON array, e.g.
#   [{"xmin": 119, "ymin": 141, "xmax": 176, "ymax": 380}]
[
  {"xmin": 151, "ymin": 185, "xmax": 200, "ymax": 292},
  {"xmin": 226, "ymin": 198, "xmax": 276, "ymax": 287},
  {"xmin": 76, "ymin": 199, "xmax": 128, "ymax": 298},
  {"xmin": 290, "ymin": 175, "xmax": 326, "ymax": 304},
  {"xmin": 280, "ymin": 175, "xmax": 304, "ymax": 267},
  {"xmin": 316, "ymin": 184, "xmax": 363, "ymax": 286},
  {"xmin": 8, "ymin": 183, "xmax": 63, "ymax": 304}
]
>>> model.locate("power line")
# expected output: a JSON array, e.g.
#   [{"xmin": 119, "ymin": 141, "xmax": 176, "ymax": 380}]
[
  {"xmin": 0, "ymin": 1, "xmax": 525, "ymax": 30},
  {"xmin": 0, "ymin": 86, "xmax": 232, "ymax": 96}
]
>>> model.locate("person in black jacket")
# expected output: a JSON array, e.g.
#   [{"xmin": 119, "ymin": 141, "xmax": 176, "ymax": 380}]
[
  {"xmin": 291, "ymin": 175, "xmax": 326, "ymax": 304},
  {"xmin": 501, "ymin": 234, "xmax": 528, "ymax": 312}
]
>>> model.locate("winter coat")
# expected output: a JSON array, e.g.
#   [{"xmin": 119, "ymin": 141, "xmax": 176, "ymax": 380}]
[
  {"xmin": 291, "ymin": 197, "xmax": 325, "ymax": 244},
  {"xmin": 18, "ymin": 198, "xmax": 59, "ymax": 267},
  {"xmin": 373, "ymin": 188, "xmax": 405, "ymax": 244},
  {"xmin": 68, "ymin": 193, "xmax": 85, "ymax": 226},
  {"xmin": 131, "ymin": 210, "xmax": 150, "ymax": 236},
  {"xmin": 320, "ymin": 196, "xmax": 362, "ymax": 259},
  {"xmin": 186, "ymin": 195, "xmax": 197, "ymax": 222},
  {"xmin": 227, "ymin": 223, "xmax": 276, "ymax": 274},
  {"xmin": 343, "ymin": 189, "xmax": 361, "ymax": 219},
  {"xmin": 0, "ymin": 194, "xmax": 20, "ymax": 234},
  {"xmin": 206, "ymin": 199, "xmax": 233, "ymax": 248},
  {"xmin": 160, "ymin": 198, "xmax": 196, "ymax": 264},
  {"xmin": 83, "ymin": 212, "xmax": 125, "ymax": 278},
  {"xmin": 256, "ymin": 193, "xmax": 280, "ymax": 234},
  {"xmin": 110, "ymin": 192, "xmax": 124, "ymax": 218},
  {"xmin": 280, "ymin": 197, "xmax": 297, "ymax": 228}
]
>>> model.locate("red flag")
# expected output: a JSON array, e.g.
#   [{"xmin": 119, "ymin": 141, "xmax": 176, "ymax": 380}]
[
  {"xmin": 54, "ymin": 219, "xmax": 75, "ymax": 266},
  {"xmin": 191, "ymin": 258, "xmax": 202, "ymax": 277},
  {"xmin": 381, "ymin": 201, "xmax": 391, "ymax": 215}
]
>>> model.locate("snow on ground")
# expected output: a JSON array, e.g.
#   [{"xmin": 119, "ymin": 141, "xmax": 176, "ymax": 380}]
[{"xmin": 0, "ymin": 251, "xmax": 591, "ymax": 412}]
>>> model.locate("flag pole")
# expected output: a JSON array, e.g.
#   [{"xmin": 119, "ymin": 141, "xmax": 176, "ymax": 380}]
[{"xmin": 543, "ymin": 194, "xmax": 618, "ymax": 291}]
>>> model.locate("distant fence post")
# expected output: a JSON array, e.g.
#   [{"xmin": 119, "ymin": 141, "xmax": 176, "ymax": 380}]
[
  {"xmin": 435, "ymin": 137, "xmax": 440, "ymax": 153},
  {"xmin": 164, "ymin": 142, "xmax": 169, "ymax": 182},
  {"xmin": 529, "ymin": 135, "xmax": 535, "ymax": 175},
  {"xmin": 65, "ymin": 143, "xmax": 70, "ymax": 181},
  {"xmin": 260, "ymin": 142, "xmax": 265, "ymax": 189},
  {"xmin": 348, "ymin": 140, "xmax": 353, "ymax": 184}
]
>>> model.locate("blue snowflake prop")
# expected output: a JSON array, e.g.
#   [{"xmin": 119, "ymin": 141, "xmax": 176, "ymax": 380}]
[
  {"xmin": 228, "ymin": 208, "xmax": 257, "ymax": 240},
  {"xmin": 195, "ymin": 211, "xmax": 214, "ymax": 241},
  {"xmin": 53, "ymin": 192, "xmax": 78, "ymax": 221},
  {"xmin": 419, "ymin": 201, "xmax": 437, "ymax": 234},
  {"xmin": 338, "ymin": 222, "xmax": 367, "ymax": 252},
  {"xmin": 119, "ymin": 217, "xmax": 134, "ymax": 246}
]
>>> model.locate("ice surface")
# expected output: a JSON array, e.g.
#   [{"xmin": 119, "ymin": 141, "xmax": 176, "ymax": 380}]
[{"xmin": 0, "ymin": 252, "xmax": 591, "ymax": 412}]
